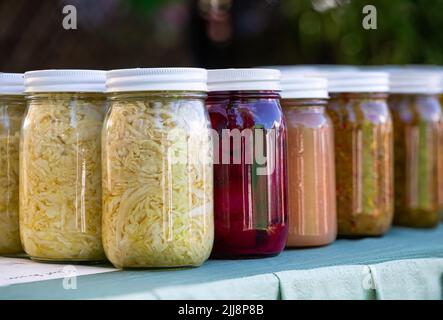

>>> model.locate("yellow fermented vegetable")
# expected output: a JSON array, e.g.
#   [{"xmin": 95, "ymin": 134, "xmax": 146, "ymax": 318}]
[
  {"xmin": 102, "ymin": 93, "xmax": 214, "ymax": 268},
  {"xmin": 0, "ymin": 96, "xmax": 26, "ymax": 254},
  {"xmin": 20, "ymin": 93, "xmax": 106, "ymax": 261}
]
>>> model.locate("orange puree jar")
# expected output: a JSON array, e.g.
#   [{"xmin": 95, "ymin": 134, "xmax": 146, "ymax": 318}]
[{"xmin": 281, "ymin": 75, "xmax": 337, "ymax": 247}]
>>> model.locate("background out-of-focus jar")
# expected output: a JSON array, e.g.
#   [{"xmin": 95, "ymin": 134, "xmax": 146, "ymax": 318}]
[
  {"xmin": 20, "ymin": 70, "xmax": 106, "ymax": 261},
  {"xmin": 206, "ymin": 69, "xmax": 288, "ymax": 258},
  {"xmin": 103, "ymin": 68, "xmax": 213, "ymax": 269},
  {"xmin": 438, "ymin": 71, "xmax": 443, "ymax": 221},
  {"xmin": 388, "ymin": 70, "xmax": 443, "ymax": 227},
  {"xmin": 0, "ymin": 73, "xmax": 26, "ymax": 255},
  {"xmin": 280, "ymin": 74, "xmax": 337, "ymax": 247},
  {"xmin": 326, "ymin": 72, "xmax": 394, "ymax": 236}
]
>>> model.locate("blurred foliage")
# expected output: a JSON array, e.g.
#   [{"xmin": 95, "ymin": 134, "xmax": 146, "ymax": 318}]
[
  {"xmin": 126, "ymin": 0, "xmax": 178, "ymax": 14},
  {"xmin": 279, "ymin": 0, "xmax": 443, "ymax": 65},
  {"xmin": 0, "ymin": 0, "xmax": 442, "ymax": 71}
]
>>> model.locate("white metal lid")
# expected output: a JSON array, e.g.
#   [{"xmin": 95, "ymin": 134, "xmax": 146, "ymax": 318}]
[
  {"xmin": 261, "ymin": 65, "xmax": 359, "ymax": 73},
  {"xmin": 302, "ymin": 64, "xmax": 359, "ymax": 71},
  {"xmin": 207, "ymin": 68, "xmax": 281, "ymax": 92},
  {"xmin": 260, "ymin": 65, "xmax": 319, "ymax": 74},
  {"xmin": 438, "ymin": 68, "xmax": 443, "ymax": 94},
  {"xmin": 106, "ymin": 68, "xmax": 208, "ymax": 92},
  {"xmin": 262, "ymin": 67, "xmax": 386, "ymax": 93},
  {"xmin": 281, "ymin": 73, "xmax": 329, "ymax": 99},
  {"xmin": 388, "ymin": 70, "xmax": 442, "ymax": 94},
  {"xmin": 0, "ymin": 73, "xmax": 25, "ymax": 95},
  {"xmin": 325, "ymin": 71, "xmax": 389, "ymax": 93},
  {"xmin": 25, "ymin": 69, "xmax": 106, "ymax": 93}
]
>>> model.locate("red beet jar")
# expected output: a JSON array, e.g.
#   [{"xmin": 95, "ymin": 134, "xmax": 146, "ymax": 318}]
[{"xmin": 206, "ymin": 69, "xmax": 288, "ymax": 258}]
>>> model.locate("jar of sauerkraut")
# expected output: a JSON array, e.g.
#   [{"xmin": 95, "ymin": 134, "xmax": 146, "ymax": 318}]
[
  {"xmin": 326, "ymin": 72, "xmax": 394, "ymax": 236},
  {"xmin": 388, "ymin": 70, "xmax": 443, "ymax": 228},
  {"xmin": 0, "ymin": 73, "xmax": 26, "ymax": 255},
  {"xmin": 280, "ymin": 75, "xmax": 337, "ymax": 247},
  {"xmin": 207, "ymin": 69, "xmax": 288, "ymax": 258},
  {"xmin": 21, "ymin": 70, "xmax": 106, "ymax": 261},
  {"xmin": 103, "ymin": 68, "xmax": 213, "ymax": 268}
]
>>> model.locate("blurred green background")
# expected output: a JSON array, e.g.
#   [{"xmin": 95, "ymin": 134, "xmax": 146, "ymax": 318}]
[{"xmin": 0, "ymin": 0, "xmax": 442, "ymax": 72}]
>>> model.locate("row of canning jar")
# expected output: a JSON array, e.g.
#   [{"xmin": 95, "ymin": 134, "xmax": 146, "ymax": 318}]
[{"xmin": 0, "ymin": 67, "xmax": 442, "ymax": 268}]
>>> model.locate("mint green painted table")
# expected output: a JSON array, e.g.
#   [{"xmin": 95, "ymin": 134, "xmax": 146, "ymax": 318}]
[{"xmin": 1, "ymin": 225, "xmax": 443, "ymax": 300}]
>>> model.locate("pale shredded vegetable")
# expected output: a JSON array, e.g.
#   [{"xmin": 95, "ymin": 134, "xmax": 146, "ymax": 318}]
[
  {"xmin": 102, "ymin": 95, "xmax": 214, "ymax": 268},
  {"xmin": 0, "ymin": 98, "xmax": 25, "ymax": 254},
  {"xmin": 19, "ymin": 94, "xmax": 106, "ymax": 261}
]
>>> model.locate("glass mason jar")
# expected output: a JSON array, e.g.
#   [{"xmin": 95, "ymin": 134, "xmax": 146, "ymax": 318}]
[
  {"xmin": 439, "ymin": 84, "xmax": 443, "ymax": 221},
  {"xmin": 326, "ymin": 72, "xmax": 394, "ymax": 236},
  {"xmin": 102, "ymin": 68, "xmax": 214, "ymax": 269},
  {"xmin": 280, "ymin": 76, "xmax": 337, "ymax": 247},
  {"xmin": 206, "ymin": 69, "xmax": 288, "ymax": 258},
  {"xmin": 0, "ymin": 73, "xmax": 26, "ymax": 255},
  {"xmin": 20, "ymin": 70, "xmax": 106, "ymax": 261},
  {"xmin": 388, "ymin": 71, "xmax": 443, "ymax": 227}
]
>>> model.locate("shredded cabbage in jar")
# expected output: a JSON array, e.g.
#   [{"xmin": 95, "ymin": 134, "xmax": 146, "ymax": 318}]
[
  {"xmin": 19, "ymin": 94, "xmax": 106, "ymax": 261},
  {"xmin": 102, "ymin": 96, "xmax": 214, "ymax": 268},
  {"xmin": 0, "ymin": 99, "xmax": 25, "ymax": 254}
]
